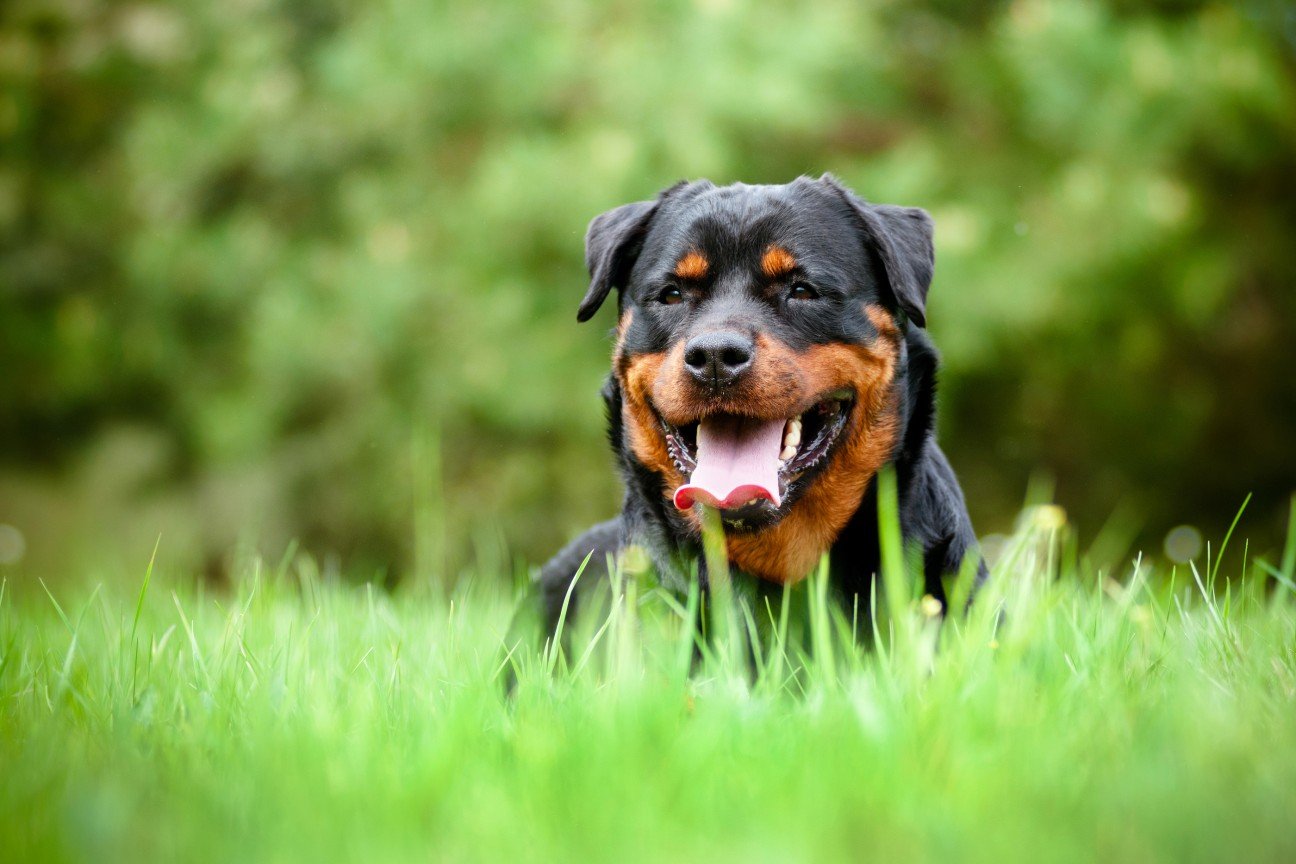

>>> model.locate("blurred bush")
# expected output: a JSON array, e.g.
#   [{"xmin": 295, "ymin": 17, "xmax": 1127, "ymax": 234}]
[{"xmin": 1, "ymin": 0, "xmax": 1293, "ymax": 580}]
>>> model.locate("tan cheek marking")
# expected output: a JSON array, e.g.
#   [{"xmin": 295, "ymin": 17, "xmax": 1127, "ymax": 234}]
[
  {"xmin": 761, "ymin": 245, "xmax": 797, "ymax": 279},
  {"xmin": 620, "ymin": 350, "xmax": 686, "ymax": 496},
  {"xmin": 649, "ymin": 341, "xmax": 690, "ymax": 420},
  {"xmin": 673, "ymin": 251, "xmax": 709, "ymax": 280},
  {"xmin": 864, "ymin": 304, "xmax": 900, "ymax": 342},
  {"xmin": 613, "ymin": 310, "xmax": 634, "ymax": 361}
]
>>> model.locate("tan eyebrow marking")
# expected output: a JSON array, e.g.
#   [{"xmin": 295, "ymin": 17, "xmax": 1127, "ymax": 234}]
[
  {"xmin": 761, "ymin": 245, "xmax": 797, "ymax": 279},
  {"xmin": 673, "ymin": 251, "xmax": 709, "ymax": 280}
]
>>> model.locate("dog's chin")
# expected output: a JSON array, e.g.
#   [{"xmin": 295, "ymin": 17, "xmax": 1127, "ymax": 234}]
[
  {"xmin": 656, "ymin": 388, "xmax": 857, "ymax": 534},
  {"xmin": 711, "ymin": 497, "xmax": 784, "ymax": 532}
]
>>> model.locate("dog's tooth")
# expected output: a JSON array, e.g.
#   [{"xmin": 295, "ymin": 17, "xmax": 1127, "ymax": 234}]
[
  {"xmin": 779, "ymin": 444, "xmax": 797, "ymax": 461},
  {"xmin": 784, "ymin": 419, "xmax": 801, "ymax": 449}
]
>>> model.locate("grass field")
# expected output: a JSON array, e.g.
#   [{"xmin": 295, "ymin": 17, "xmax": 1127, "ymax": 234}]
[{"xmin": 3, "ymin": 498, "xmax": 1295, "ymax": 863}]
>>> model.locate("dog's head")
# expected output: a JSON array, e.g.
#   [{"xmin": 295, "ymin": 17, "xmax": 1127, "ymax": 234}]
[{"xmin": 579, "ymin": 175, "xmax": 936, "ymax": 583}]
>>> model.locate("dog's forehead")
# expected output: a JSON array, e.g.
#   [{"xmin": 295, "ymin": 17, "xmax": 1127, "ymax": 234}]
[{"xmin": 640, "ymin": 180, "xmax": 861, "ymax": 270}]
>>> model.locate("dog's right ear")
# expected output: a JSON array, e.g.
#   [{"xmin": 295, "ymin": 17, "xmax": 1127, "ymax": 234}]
[
  {"xmin": 818, "ymin": 173, "xmax": 935, "ymax": 328},
  {"xmin": 577, "ymin": 199, "xmax": 660, "ymax": 322}
]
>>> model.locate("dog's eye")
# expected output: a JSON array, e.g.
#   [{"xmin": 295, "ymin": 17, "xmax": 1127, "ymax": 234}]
[
  {"xmin": 788, "ymin": 282, "xmax": 819, "ymax": 301},
  {"xmin": 657, "ymin": 286, "xmax": 684, "ymax": 305}
]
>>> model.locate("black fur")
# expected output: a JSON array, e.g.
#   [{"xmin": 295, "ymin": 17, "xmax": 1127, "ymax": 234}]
[{"xmin": 530, "ymin": 175, "xmax": 984, "ymax": 641}]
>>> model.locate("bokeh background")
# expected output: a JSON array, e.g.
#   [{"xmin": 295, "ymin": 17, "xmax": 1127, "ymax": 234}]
[{"xmin": 2, "ymin": 0, "xmax": 1294, "ymax": 584}]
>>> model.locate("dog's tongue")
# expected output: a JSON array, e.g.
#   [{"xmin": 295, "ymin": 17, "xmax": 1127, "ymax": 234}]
[{"xmin": 673, "ymin": 416, "xmax": 785, "ymax": 511}]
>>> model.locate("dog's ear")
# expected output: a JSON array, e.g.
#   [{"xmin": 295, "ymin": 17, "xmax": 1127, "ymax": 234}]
[
  {"xmin": 578, "ymin": 199, "xmax": 660, "ymax": 323},
  {"xmin": 821, "ymin": 174, "xmax": 935, "ymax": 328}
]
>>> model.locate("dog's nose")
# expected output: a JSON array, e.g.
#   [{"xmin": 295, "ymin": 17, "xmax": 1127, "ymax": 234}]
[{"xmin": 684, "ymin": 331, "xmax": 755, "ymax": 388}]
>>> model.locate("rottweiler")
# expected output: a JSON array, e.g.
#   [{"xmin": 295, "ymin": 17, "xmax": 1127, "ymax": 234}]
[{"xmin": 534, "ymin": 174, "xmax": 984, "ymax": 640}]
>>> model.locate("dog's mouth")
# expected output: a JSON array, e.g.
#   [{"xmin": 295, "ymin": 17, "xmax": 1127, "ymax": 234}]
[{"xmin": 660, "ymin": 389, "xmax": 854, "ymax": 526}]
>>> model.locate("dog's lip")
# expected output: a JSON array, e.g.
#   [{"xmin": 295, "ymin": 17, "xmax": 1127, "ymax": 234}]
[{"xmin": 655, "ymin": 387, "xmax": 856, "ymax": 507}]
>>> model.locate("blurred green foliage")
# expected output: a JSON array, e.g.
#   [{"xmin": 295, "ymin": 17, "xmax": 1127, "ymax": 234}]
[{"xmin": 1, "ymin": 0, "xmax": 1294, "ymax": 580}]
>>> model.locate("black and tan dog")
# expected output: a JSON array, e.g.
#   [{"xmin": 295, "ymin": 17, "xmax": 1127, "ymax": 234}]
[{"xmin": 535, "ymin": 175, "xmax": 984, "ymax": 638}]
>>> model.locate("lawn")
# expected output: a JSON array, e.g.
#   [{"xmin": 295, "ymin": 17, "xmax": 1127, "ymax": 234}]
[{"xmin": 3, "ymin": 502, "xmax": 1295, "ymax": 864}]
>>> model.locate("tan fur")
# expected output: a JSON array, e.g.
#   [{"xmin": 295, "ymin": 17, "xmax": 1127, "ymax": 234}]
[
  {"xmin": 673, "ymin": 251, "xmax": 709, "ymax": 280},
  {"xmin": 761, "ymin": 245, "xmax": 797, "ymax": 279},
  {"xmin": 619, "ymin": 349, "xmax": 686, "ymax": 493},
  {"xmin": 614, "ymin": 309, "xmax": 634, "ymax": 355},
  {"xmin": 865, "ymin": 304, "xmax": 900, "ymax": 341}
]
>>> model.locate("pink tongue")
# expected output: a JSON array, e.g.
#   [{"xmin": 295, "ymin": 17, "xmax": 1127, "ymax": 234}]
[{"xmin": 673, "ymin": 416, "xmax": 786, "ymax": 511}]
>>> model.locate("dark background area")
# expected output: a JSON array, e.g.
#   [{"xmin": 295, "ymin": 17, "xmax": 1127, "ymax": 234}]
[{"xmin": 2, "ymin": 0, "xmax": 1294, "ymax": 583}]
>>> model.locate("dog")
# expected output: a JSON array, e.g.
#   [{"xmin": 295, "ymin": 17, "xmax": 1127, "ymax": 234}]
[{"xmin": 533, "ymin": 175, "xmax": 984, "ymax": 640}]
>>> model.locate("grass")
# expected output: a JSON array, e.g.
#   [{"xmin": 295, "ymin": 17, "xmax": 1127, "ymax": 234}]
[{"xmin": 2, "ymin": 498, "xmax": 1296, "ymax": 864}]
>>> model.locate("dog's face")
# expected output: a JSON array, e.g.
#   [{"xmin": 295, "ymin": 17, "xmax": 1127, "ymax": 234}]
[{"xmin": 579, "ymin": 175, "xmax": 936, "ymax": 583}]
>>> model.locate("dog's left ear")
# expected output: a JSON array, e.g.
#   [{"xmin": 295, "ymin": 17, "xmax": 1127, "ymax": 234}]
[
  {"xmin": 821, "ymin": 175, "xmax": 935, "ymax": 328},
  {"xmin": 578, "ymin": 199, "xmax": 660, "ymax": 323}
]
